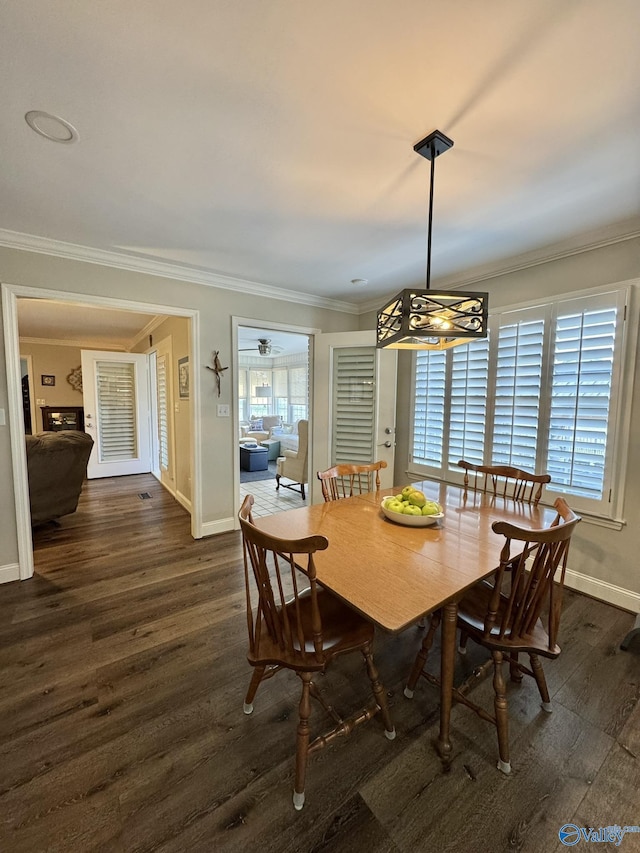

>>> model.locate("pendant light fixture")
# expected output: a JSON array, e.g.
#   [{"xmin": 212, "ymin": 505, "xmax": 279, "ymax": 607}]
[{"xmin": 376, "ymin": 130, "xmax": 488, "ymax": 350}]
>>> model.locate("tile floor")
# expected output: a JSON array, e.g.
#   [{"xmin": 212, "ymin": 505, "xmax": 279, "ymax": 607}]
[{"xmin": 240, "ymin": 475, "xmax": 306, "ymax": 517}]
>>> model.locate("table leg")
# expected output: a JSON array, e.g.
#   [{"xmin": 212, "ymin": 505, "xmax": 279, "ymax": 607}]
[{"xmin": 436, "ymin": 599, "xmax": 457, "ymax": 767}]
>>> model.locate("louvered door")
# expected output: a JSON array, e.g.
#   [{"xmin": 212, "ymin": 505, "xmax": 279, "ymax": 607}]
[
  {"xmin": 312, "ymin": 331, "xmax": 397, "ymax": 502},
  {"xmin": 81, "ymin": 350, "xmax": 151, "ymax": 478}
]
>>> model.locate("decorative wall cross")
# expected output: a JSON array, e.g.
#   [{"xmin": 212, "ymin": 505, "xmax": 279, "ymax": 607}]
[{"xmin": 206, "ymin": 351, "xmax": 228, "ymax": 397}]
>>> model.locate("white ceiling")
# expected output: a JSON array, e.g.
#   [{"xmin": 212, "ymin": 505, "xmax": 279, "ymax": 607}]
[{"xmin": 2, "ymin": 1, "xmax": 639, "ymax": 311}]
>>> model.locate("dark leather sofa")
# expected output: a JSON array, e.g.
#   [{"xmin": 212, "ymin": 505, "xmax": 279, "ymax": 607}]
[{"xmin": 26, "ymin": 430, "xmax": 94, "ymax": 526}]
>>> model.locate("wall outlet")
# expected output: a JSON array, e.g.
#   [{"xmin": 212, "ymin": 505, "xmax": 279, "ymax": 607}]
[
  {"xmin": 36, "ymin": 398, "xmax": 45, "ymax": 406},
  {"xmin": 217, "ymin": 404, "xmax": 230, "ymax": 417}
]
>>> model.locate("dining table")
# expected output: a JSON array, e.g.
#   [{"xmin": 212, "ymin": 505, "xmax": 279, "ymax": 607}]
[{"xmin": 254, "ymin": 479, "xmax": 558, "ymax": 766}]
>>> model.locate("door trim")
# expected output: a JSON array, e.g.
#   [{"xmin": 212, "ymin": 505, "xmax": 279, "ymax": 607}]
[{"xmin": 2, "ymin": 282, "xmax": 201, "ymax": 580}]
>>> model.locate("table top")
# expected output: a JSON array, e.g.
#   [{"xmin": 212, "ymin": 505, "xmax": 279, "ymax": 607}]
[{"xmin": 254, "ymin": 480, "xmax": 557, "ymax": 634}]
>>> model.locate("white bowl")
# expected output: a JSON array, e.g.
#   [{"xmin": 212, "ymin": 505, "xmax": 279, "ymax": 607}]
[{"xmin": 380, "ymin": 501, "xmax": 444, "ymax": 527}]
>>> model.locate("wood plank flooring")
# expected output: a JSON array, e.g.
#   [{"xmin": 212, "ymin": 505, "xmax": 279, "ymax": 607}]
[{"xmin": 1, "ymin": 475, "xmax": 638, "ymax": 853}]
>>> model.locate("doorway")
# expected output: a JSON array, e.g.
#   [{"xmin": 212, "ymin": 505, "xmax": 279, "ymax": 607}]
[
  {"xmin": 3, "ymin": 283, "xmax": 200, "ymax": 580},
  {"xmin": 234, "ymin": 320, "xmax": 315, "ymax": 519}
]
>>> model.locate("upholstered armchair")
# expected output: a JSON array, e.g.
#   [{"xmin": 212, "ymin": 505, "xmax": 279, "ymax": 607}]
[
  {"xmin": 276, "ymin": 419, "xmax": 308, "ymax": 499},
  {"xmin": 239, "ymin": 415, "xmax": 282, "ymax": 444}
]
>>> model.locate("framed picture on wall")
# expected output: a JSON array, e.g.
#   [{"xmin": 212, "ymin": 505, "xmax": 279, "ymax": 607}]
[
  {"xmin": 41, "ymin": 374, "xmax": 55, "ymax": 386},
  {"xmin": 178, "ymin": 356, "xmax": 189, "ymax": 399}
]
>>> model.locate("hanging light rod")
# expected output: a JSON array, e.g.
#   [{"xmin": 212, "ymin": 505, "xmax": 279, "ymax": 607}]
[{"xmin": 376, "ymin": 129, "xmax": 488, "ymax": 350}]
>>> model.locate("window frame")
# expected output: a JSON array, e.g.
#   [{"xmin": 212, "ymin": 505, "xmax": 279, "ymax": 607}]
[{"xmin": 408, "ymin": 282, "xmax": 637, "ymax": 527}]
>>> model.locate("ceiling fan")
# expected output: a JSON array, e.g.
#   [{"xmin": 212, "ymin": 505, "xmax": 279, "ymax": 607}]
[{"xmin": 238, "ymin": 337, "xmax": 282, "ymax": 356}]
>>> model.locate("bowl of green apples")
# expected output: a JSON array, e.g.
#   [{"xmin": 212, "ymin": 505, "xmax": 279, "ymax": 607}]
[{"xmin": 380, "ymin": 485, "xmax": 444, "ymax": 527}]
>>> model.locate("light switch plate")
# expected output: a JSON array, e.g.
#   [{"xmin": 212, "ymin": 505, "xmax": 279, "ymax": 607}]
[
  {"xmin": 0, "ymin": 408, "xmax": 5, "ymax": 426},
  {"xmin": 217, "ymin": 404, "xmax": 230, "ymax": 417}
]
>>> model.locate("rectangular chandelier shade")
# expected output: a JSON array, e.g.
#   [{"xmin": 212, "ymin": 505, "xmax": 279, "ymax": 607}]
[
  {"xmin": 376, "ymin": 289, "xmax": 489, "ymax": 350},
  {"xmin": 375, "ymin": 129, "xmax": 489, "ymax": 350},
  {"xmin": 254, "ymin": 385, "xmax": 272, "ymax": 397}
]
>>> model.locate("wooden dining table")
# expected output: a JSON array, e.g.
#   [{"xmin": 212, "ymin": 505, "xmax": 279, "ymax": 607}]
[{"xmin": 254, "ymin": 480, "xmax": 558, "ymax": 765}]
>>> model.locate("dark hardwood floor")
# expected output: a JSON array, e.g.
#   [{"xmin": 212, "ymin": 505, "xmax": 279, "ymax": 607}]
[{"xmin": 1, "ymin": 475, "xmax": 639, "ymax": 853}]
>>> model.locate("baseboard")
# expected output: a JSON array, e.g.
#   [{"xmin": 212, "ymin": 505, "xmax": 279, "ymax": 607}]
[
  {"xmin": 175, "ymin": 490, "xmax": 192, "ymax": 513},
  {"xmin": 199, "ymin": 517, "xmax": 236, "ymax": 538},
  {"xmin": 0, "ymin": 563, "xmax": 21, "ymax": 585},
  {"xmin": 564, "ymin": 568, "xmax": 640, "ymax": 613}
]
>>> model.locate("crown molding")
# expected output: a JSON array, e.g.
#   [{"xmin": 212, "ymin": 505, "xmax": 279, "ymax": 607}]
[
  {"xmin": 0, "ymin": 229, "xmax": 359, "ymax": 315},
  {"xmin": 19, "ymin": 336, "xmax": 127, "ymax": 351},
  {"xmin": 355, "ymin": 221, "xmax": 640, "ymax": 315},
  {"xmin": 129, "ymin": 315, "xmax": 170, "ymax": 349}
]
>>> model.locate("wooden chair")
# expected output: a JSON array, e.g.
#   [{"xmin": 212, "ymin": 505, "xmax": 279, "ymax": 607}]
[
  {"xmin": 455, "ymin": 460, "xmax": 552, "ymax": 649},
  {"xmin": 457, "ymin": 460, "xmax": 551, "ymax": 505},
  {"xmin": 238, "ymin": 495, "xmax": 395, "ymax": 810},
  {"xmin": 317, "ymin": 460, "xmax": 387, "ymax": 502},
  {"xmin": 404, "ymin": 497, "xmax": 581, "ymax": 774}
]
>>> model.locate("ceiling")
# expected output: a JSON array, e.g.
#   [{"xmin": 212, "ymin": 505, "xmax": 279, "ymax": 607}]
[{"xmin": 2, "ymin": 1, "xmax": 639, "ymax": 311}]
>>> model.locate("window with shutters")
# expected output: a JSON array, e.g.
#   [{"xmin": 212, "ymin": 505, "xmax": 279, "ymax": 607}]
[
  {"xmin": 331, "ymin": 347, "xmax": 376, "ymax": 464},
  {"xmin": 157, "ymin": 354, "xmax": 169, "ymax": 470},
  {"xmin": 96, "ymin": 360, "xmax": 138, "ymax": 463},
  {"xmin": 409, "ymin": 286, "xmax": 631, "ymax": 520}
]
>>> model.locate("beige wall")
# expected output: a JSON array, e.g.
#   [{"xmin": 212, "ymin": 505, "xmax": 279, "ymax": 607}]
[
  {"xmin": 19, "ymin": 341, "xmax": 122, "ymax": 432},
  {"xmin": 391, "ymin": 237, "xmax": 640, "ymax": 599},
  {"xmin": 132, "ymin": 315, "xmax": 192, "ymax": 503},
  {"xmin": 0, "ymin": 246, "xmax": 357, "ymax": 571}
]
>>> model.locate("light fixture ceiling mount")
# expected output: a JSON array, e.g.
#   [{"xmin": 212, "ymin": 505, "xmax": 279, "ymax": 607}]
[
  {"xmin": 25, "ymin": 110, "xmax": 79, "ymax": 144},
  {"xmin": 376, "ymin": 130, "xmax": 488, "ymax": 350}
]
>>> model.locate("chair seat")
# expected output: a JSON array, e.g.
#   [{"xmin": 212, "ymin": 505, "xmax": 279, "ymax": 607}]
[
  {"xmin": 248, "ymin": 587, "xmax": 375, "ymax": 671},
  {"xmin": 457, "ymin": 582, "xmax": 561, "ymax": 658}
]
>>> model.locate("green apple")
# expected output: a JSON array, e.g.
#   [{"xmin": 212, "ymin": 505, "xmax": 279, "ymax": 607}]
[
  {"xmin": 386, "ymin": 499, "xmax": 404, "ymax": 514},
  {"xmin": 403, "ymin": 504, "xmax": 423, "ymax": 516},
  {"xmin": 421, "ymin": 500, "xmax": 442, "ymax": 516},
  {"xmin": 395, "ymin": 493, "xmax": 404, "ymax": 501},
  {"xmin": 401, "ymin": 485, "xmax": 415, "ymax": 499},
  {"xmin": 408, "ymin": 489, "xmax": 426, "ymax": 508}
]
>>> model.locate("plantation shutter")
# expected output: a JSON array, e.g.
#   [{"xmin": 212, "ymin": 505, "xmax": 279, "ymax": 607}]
[
  {"xmin": 96, "ymin": 360, "xmax": 138, "ymax": 462},
  {"xmin": 331, "ymin": 347, "xmax": 375, "ymax": 464},
  {"xmin": 289, "ymin": 366, "xmax": 308, "ymax": 422},
  {"xmin": 412, "ymin": 350, "xmax": 446, "ymax": 467},
  {"xmin": 157, "ymin": 354, "xmax": 169, "ymax": 470},
  {"xmin": 448, "ymin": 337, "xmax": 489, "ymax": 468},
  {"xmin": 546, "ymin": 298, "xmax": 618, "ymax": 499},
  {"xmin": 492, "ymin": 315, "xmax": 545, "ymax": 470}
]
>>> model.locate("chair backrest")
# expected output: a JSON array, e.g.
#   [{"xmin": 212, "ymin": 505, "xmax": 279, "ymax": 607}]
[
  {"xmin": 282, "ymin": 419, "xmax": 309, "ymax": 484},
  {"xmin": 457, "ymin": 459, "xmax": 551, "ymax": 505},
  {"xmin": 317, "ymin": 461, "xmax": 387, "ymax": 502},
  {"xmin": 238, "ymin": 494, "xmax": 328, "ymax": 668},
  {"xmin": 487, "ymin": 497, "xmax": 581, "ymax": 650}
]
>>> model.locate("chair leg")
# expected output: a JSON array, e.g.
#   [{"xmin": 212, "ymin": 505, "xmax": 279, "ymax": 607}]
[
  {"xmin": 301, "ymin": 483, "xmax": 305, "ymax": 500},
  {"xmin": 492, "ymin": 651, "xmax": 511, "ymax": 774},
  {"xmin": 404, "ymin": 610, "xmax": 441, "ymax": 698},
  {"xmin": 529, "ymin": 653, "xmax": 552, "ymax": 712},
  {"xmin": 293, "ymin": 672, "xmax": 312, "ymax": 810},
  {"xmin": 362, "ymin": 645, "xmax": 395, "ymax": 740},
  {"xmin": 275, "ymin": 474, "xmax": 281, "ymax": 491},
  {"xmin": 509, "ymin": 652, "xmax": 523, "ymax": 683},
  {"xmin": 458, "ymin": 629, "xmax": 469, "ymax": 655},
  {"xmin": 243, "ymin": 666, "xmax": 266, "ymax": 714}
]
